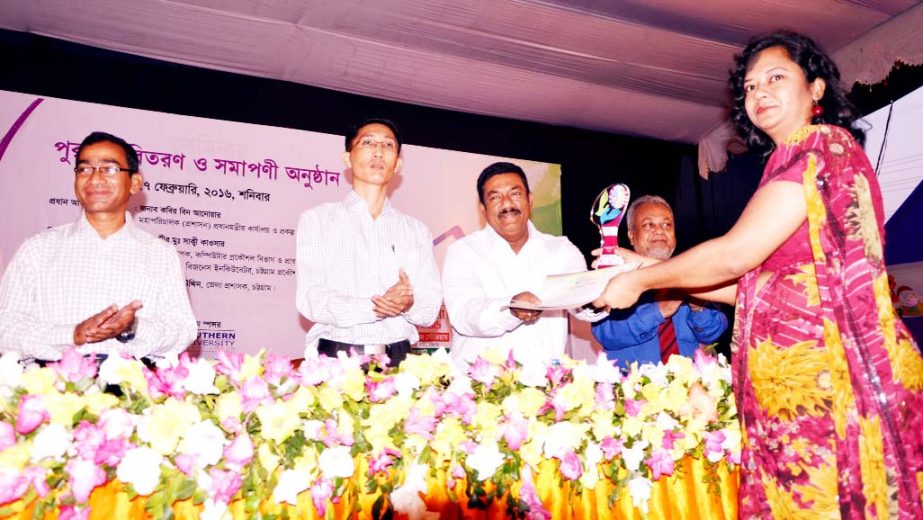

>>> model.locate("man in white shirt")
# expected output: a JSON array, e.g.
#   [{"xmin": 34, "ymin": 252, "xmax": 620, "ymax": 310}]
[
  {"xmin": 0, "ymin": 131, "xmax": 198, "ymax": 362},
  {"xmin": 296, "ymin": 118, "xmax": 441, "ymax": 366},
  {"xmin": 442, "ymin": 162, "xmax": 604, "ymax": 366}
]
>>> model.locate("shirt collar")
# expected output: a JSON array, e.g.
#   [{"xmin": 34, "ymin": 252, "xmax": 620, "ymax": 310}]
[
  {"xmin": 70, "ymin": 211, "xmax": 135, "ymax": 240},
  {"xmin": 484, "ymin": 220, "xmax": 536, "ymax": 253},
  {"xmin": 342, "ymin": 190, "xmax": 393, "ymax": 218}
]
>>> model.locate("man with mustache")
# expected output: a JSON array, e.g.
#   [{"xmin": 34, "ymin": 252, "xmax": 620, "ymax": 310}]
[
  {"xmin": 296, "ymin": 118, "xmax": 441, "ymax": 367},
  {"xmin": 0, "ymin": 131, "xmax": 198, "ymax": 362},
  {"xmin": 442, "ymin": 162, "xmax": 604, "ymax": 367},
  {"xmin": 591, "ymin": 195, "xmax": 726, "ymax": 370}
]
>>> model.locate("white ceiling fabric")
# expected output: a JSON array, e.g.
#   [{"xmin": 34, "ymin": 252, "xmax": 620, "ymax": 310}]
[{"xmin": 1, "ymin": 0, "xmax": 920, "ymax": 150}]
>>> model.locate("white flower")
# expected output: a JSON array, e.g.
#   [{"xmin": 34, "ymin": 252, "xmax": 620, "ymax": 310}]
[
  {"xmin": 178, "ymin": 420, "xmax": 227, "ymax": 468},
  {"xmin": 445, "ymin": 373, "xmax": 473, "ymax": 396},
  {"xmin": 0, "ymin": 352, "xmax": 23, "ymax": 395},
  {"xmin": 302, "ymin": 420, "xmax": 324, "ymax": 440},
  {"xmin": 272, "ymin": 468, "xmax": 311, "ymax": 505},
  {"xmin": 587, "ymin": 353, "xmax": 622, "ymax": 384},
  {"xmin": 391, "ymin": 462, "xmax": 438, "ymax": 520},
  {"xmin": 467, "ymin": 440, "xmax": 505, "ymax": 481},
  {"xmin": 627, "ymin": 475, "xmax": 653, "ymax": 514},
  {"xmin": 638, "ymin": 363, "xmax": 668, "ymax": 387},
  {"xmin": 183, "ymin": 358, "xmax": 220, "ymax": 395},
  {"xmin": 394, "ymin": 372, "xmax": 421, "ymax": 397},
  {"xmin": 98, "ymin": 408, "xmax": 136, "ymax": 440},
  {"xmin": 30, "ymin": 423, "xmax": 71, "ymax": 462},
  {"xmin": 201, "ymin": 498, "xmax": 231, "ymax": 520},
  {"xmin": 579, "ymin": 441, "xmax": 603, "ymax": 489},
  {"xmin": 318, "ymin": 446, "xmax": 354, "ymax": 479},
  {"xmin": 117, "ymin": 447, "xmax": 164, "ymax": 495},
  {"xmin": 542, "ymin": 422, "xmax": 586, "ymax": 459},
  {"xmin": 655, "ymin": 411, "xmax": 679, "ymax": 432},
  {"xmin": 621, "ymin": 440, "xmax": 648, "ymax": 472},
  {"xmin": 516, "ymin": 358, "xmax": 548, "ymax": 388}
]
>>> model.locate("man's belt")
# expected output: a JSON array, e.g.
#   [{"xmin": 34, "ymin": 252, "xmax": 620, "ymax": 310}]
[{"xmin": 317, "ymin": 338, "xmax": 410, "ymax": 367}]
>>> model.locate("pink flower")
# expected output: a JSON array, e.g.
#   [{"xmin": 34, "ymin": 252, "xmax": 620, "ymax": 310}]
[
  {"xmin": 469, "ymin": 358, "xmax": 495, "ymax": 388},
  {"xmin": 546, "ymin": 363, "xmax": 570, "ymax": 387},
  {"xmin": 502, "ymin": 414, "xmax": 528, "ymax": 451},
  {"xmin": 49, "ymin": 348, "xmax": 97, "ymax": 383},
  {"xmin": 322, "ymin": 419, "xmax": 354, "ymax": 448},
  {"xmin": 213, "ymin": 351, "xmax": 245, "ymax": 385},
  {"xmin": 144, "ymin": 363, "xmax": 188, "ymax": 400},
  {"xmin": 73, "ymin": 421, "xmax": 105, "ymax": 460},
  {"xmin": 518, "ymin": 466, "xmax": 550, "ymax": 520},
  {"xmin": 594, "ymin": 382, "xmax": 615, "ymax": 410},
  {"xmin": 623, "ymin": 398, "xmax": 645, "ymax": 417},
  {"xmin": 693, "ymin": 349, "xmax": 717, "ymax": 375},
  {"xmin": 704, "ymin": 430, "xmax": 726, "ymax": 463},
  {"xmin": 367, "ymin": 377, "xmax": 397, "ymax": 403},
  {"xmin": 263, "ymin": 355, "xmax": 294, "ymax": 387},
  {"xmin": 310, "ymin": 478, "xmax": 333, "ymax": 516},
  {"xmin": 205, "ymin": 468, "xmax": 241, "ymax": 504},
  {"xmin": 661, "ymin": 430, "xmax": 685, "ymax": 451},
  {"xmin": 368, "ymin": 448, "xmax": 401, "ymax": 475},
  {"xmin": 15, "ymin": 395, "xmax": 48, "ymax": 434},
  {"xmin": 66, "ymin": 458, "xmax": 106, "ymax": 503},
  {"xmin": 94, "ymin": 437, "xmax": 130, "ymax": 467},
  {"xmin": 223, "ymin": 433, "xmax": 254, "ymax": 472},
  {"xmin": 240, "ymin": 376, "xmax": 272, "ymax": 413},
  {"xmin": 439, "ymin": 392, "xmax": 477, "ymax": 424},
  {"xmin": 298, "ymin": 357, "xmax": 333, "ymax": 387},
  {"xmin": 174, "ymin": 454, "xmax": 196, "ymax": 478},
  {"xmin": 645, "ymin": 449, "xmax": 675, "ymax": 480},
  {"xmin": 0, "ymin": 469, "xmax": 29, "ymax": 504},
  {"xmin": 74, "ymin": 418, "xmax": 130, "ymax": 466},
  {"xmin": 23, "ymin": 466, "xmax": 50, "ymax": 498},
  {"xmin": 458, "ymin": 440, "xmax": 477, "ymax": 454},
  {"xmin": 600, "ymin": 437, "xmax": 624, "ymax": 460},
  {"xmin": 558, "ymin": 451, "xmax": 582, "ymax": 481},
  {"xmin": 403, "ymin": 408, "xmax": 436, "ymax": 439},
  {"xmin": 0, "ymin": 422, "xmax": 15, "ymax": 451}
]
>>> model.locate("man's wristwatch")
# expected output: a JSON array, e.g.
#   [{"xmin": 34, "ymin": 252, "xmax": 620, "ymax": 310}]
[{"xmin": 116, "ymin": 319, "xmax": 137, "ymax": 343}]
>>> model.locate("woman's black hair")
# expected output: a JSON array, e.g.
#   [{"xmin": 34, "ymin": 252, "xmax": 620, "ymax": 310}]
[{"xmin": 729, "ymin": 30, "xmax": 864, "ymax": 153}]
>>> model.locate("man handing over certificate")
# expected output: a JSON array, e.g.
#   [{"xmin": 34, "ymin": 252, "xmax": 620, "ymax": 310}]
[{"xmin": 442, "ymin": 162, "xmax": 608, "ymax": 368}]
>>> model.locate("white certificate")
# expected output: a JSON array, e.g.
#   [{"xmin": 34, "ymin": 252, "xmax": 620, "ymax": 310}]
[{"xmin": 504, "ymin": 262, "xmax": 641, "ymax": 311}]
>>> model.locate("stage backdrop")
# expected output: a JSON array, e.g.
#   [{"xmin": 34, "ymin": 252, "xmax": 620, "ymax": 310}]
[{"xmin": 0, "ymin": 90, "xmax": 564, "ymax": 359}]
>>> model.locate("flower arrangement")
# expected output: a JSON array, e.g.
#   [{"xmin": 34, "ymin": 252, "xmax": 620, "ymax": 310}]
[{"xmin": 0, "ymin": 346, "xmax": 739, "ymax": 519}]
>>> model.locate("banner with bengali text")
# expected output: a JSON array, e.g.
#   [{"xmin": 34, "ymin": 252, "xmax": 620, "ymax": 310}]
[{"xmin": 0, "ymin": 90, "xmax": 563, "ymax": 358}]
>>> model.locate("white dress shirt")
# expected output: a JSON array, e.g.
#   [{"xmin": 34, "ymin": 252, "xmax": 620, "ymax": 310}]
[
  {"xmin": 0, "ymin": 212, "xmax": 198, "ymax": 360},
  {"xmin": 442, "ymin": 221, "xmax": 600, "ymax": 366},
  {"xmin": 296, "ymin": 191, "xmax": 442, "ymax": 355}
]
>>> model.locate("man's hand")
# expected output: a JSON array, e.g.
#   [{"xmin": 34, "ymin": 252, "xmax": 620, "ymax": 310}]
[
  {"xmin": 510, "ymin": 291, "xmax": 542, "ymax": 323},
  {"xmin": 73, "ymin": 300, "xmax": 142, "ymax": 345},
  {"xmin": 373, "ymin": 269, "xmax": 414, "ymax": 318}
]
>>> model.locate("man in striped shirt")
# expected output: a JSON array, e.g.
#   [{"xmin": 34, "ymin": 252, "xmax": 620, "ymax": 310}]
[
  {"xmin": 296, "ymin": 118, "xmax": 441, "ymax": 366},
  {"xmin": 0, "ymin": 132, "xmax": 198, "ymax": 362}
]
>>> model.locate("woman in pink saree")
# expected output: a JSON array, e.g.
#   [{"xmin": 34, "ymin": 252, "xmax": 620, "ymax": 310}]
[{"xmin": 595, "ymin": 31, "xmax": 923, "ymax": 518}]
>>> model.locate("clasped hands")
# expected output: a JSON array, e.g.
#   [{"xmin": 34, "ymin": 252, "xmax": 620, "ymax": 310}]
[
  {"xmin": 373, "ymin": 269, "xmax": 414, "ymax": 318},
  {"xmin": 73, "ymin": 300, "xmax": 142, "ymax": 346},
  {"xmin": 509, "ymin": 291, "xmax": 542, "ymax": 323}
]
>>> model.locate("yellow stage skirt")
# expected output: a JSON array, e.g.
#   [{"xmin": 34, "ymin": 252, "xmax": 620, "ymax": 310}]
[{"xmin": 3, "ymin": 456, "xmax": 736, "ymax": 519}]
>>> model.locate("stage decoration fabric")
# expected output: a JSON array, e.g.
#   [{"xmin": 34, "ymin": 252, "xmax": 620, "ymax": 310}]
[{"xmin": 0, "ymin": 347, "xmax": 740, "ymax": 518}]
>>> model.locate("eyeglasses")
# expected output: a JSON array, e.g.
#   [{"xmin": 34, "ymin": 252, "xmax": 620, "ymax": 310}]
[
  {"xmin": 74, "ymin": 164, "xmax": 136, "ymax": 177},
  {"xmin": 355, "ymin": 137, "xmax": 398, "ymax": 152}
]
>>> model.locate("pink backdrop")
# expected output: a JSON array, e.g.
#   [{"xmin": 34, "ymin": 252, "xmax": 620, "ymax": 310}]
[{"xmin": 0, "ymin": 90, "xmax": 564, "ymax": 359}]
